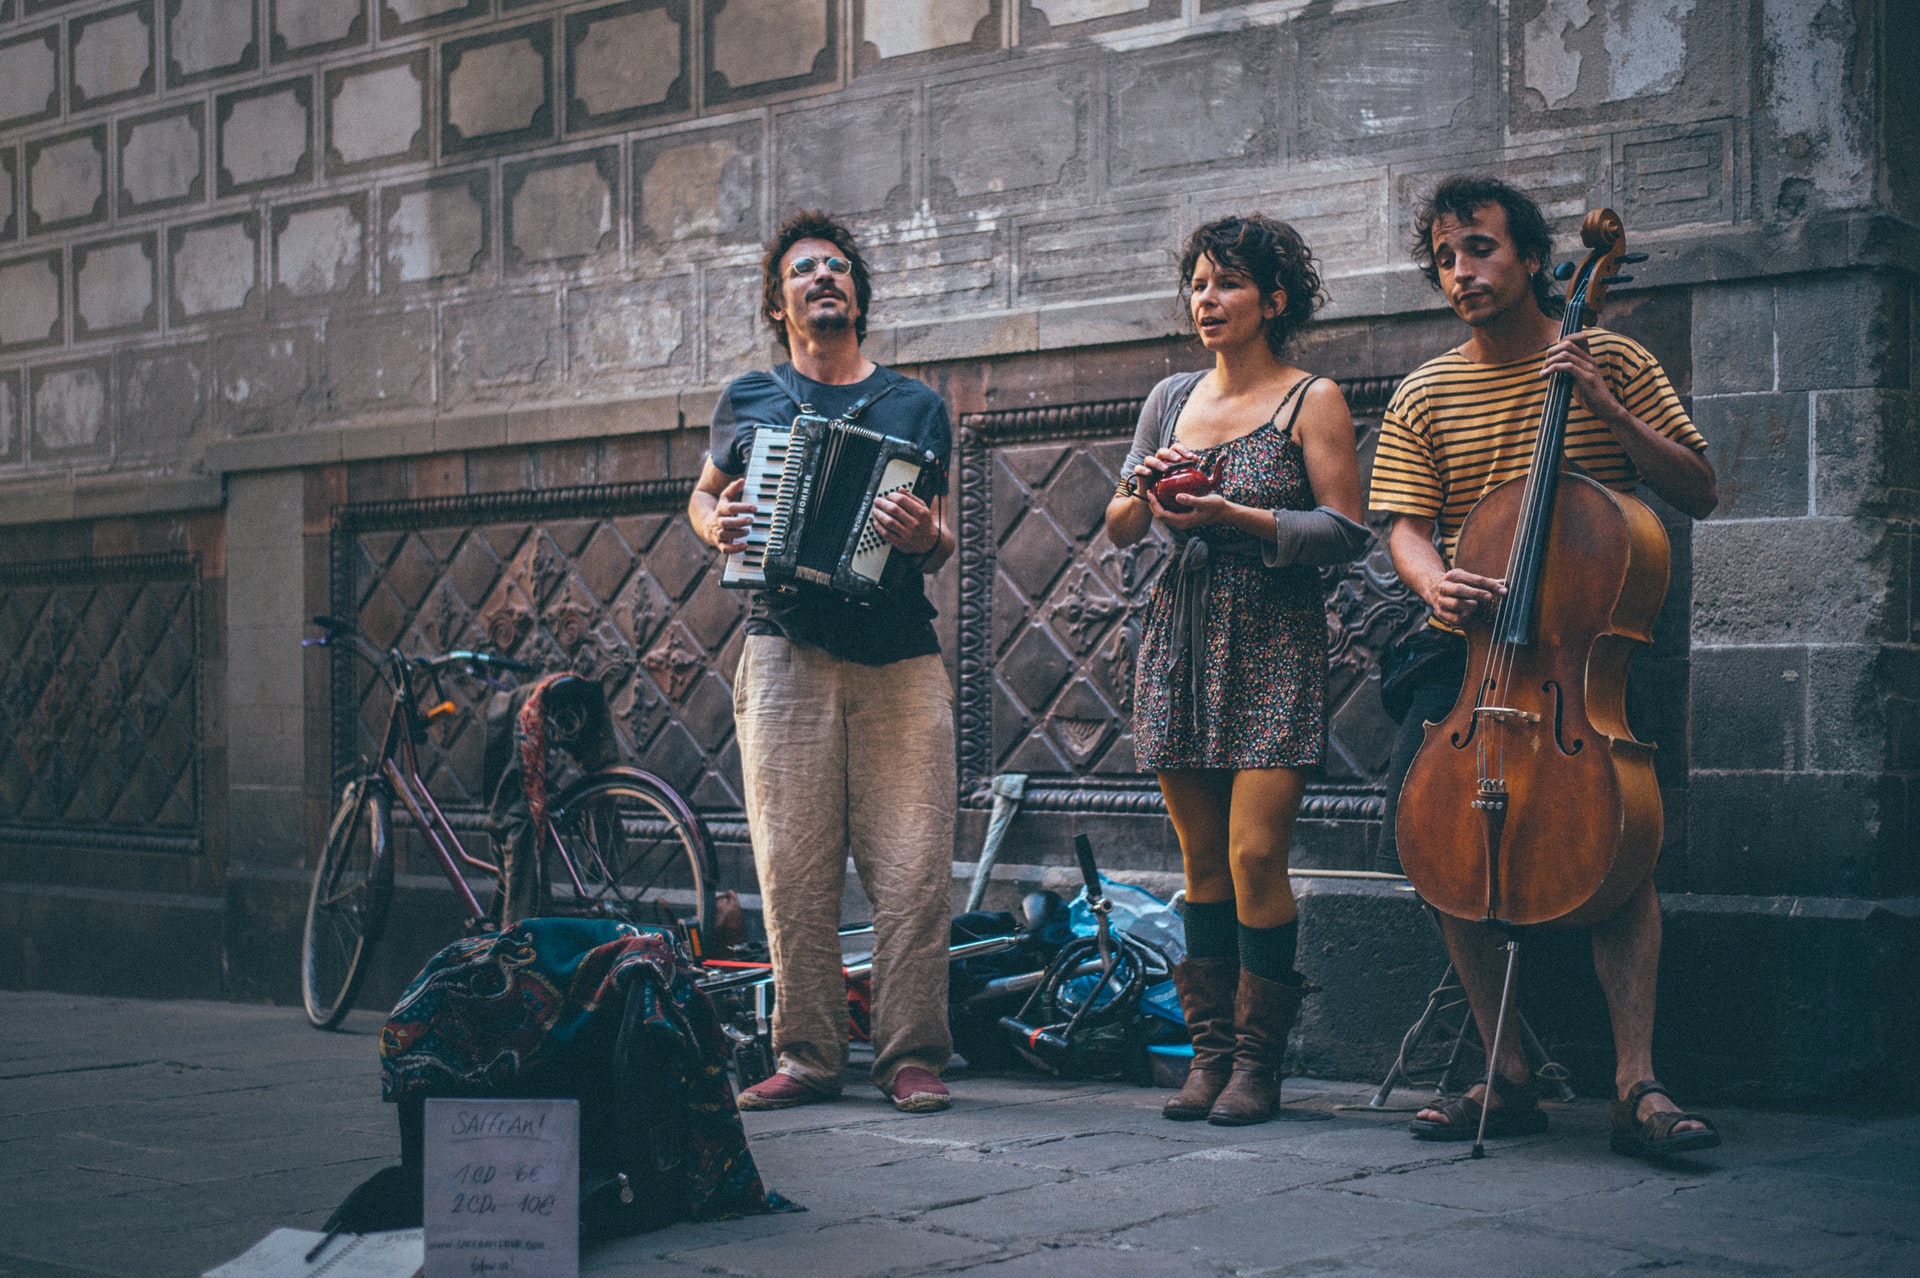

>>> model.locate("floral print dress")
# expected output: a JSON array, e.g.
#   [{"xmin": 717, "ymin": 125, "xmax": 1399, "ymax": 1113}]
[{"xmin": 1132, "ymin": 397, "xmax": 1327, "ymax": 770}]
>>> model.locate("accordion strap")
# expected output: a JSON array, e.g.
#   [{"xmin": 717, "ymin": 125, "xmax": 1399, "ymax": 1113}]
[{"xmin": 770, "ymin": 364, "xmax": 901, "ymax": 426}]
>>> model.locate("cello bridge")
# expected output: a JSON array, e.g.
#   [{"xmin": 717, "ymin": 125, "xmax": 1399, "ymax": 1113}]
[{"xmin": 1473, "ymin": 705, "xmax": 1541, "ymax": 725}]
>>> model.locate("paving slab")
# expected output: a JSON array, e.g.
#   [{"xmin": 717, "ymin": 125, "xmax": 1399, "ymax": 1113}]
[{"xmin": 1, "ymin": 991, "xmax": 1917, "ymax": 1278}]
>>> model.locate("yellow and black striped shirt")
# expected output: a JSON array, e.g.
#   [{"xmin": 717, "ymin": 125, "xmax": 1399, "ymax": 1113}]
[{"xmin": 1368, "ymin": 329, "xmax": 1705, "ymax": 563}]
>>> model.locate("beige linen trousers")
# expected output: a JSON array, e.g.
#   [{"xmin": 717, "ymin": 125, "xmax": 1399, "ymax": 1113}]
[{"xmin": 733, "ymin": 634, "xmax": 956, "ymax": 1093}]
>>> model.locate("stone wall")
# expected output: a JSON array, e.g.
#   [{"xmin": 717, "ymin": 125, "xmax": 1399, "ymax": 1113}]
[{"xmin": 0, "ymin": 0, "xmax": 1914, "ymax": 1100}]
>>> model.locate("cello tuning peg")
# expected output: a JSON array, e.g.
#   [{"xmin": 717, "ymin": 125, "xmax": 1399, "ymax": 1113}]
[
  {"xmin": 1552, "ymin": 261, "xmax": 1576, "ymax": 281},
  {"xmin": 1598, "ymin": 274, "xmax": 1634, "ymax": 286},
  {"xmin": 1620, "ymin": 252, "xmax": 1649, "ymax": 264}
]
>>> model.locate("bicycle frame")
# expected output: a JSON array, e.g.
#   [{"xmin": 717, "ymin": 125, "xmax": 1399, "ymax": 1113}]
[{"xmin": 358, "ymin": 647, "xmax": 605, "ymax": 929}]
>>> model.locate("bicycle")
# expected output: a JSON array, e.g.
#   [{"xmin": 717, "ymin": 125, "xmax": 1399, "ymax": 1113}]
[{"xmin": 300, "ymin": 614, "xmax": 717, "ymax": 1029}]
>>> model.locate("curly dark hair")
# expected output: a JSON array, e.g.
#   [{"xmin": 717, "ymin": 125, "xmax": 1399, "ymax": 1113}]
[
  {"xmin": 1410, "ymin": 175, "xmax": 1564, "ymax": 319},
  {"xmin": 1177, "ymin": 215, "xmax": 1327, "ymax": 357},
  {"xmin": 760, "ymin": 209, "xmax": 872, "ymax": 351}
]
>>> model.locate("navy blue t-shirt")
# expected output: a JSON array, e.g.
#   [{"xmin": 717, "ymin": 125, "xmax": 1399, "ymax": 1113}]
[{"xmin": 709, "ymin": 363, "xmax": 951, "ymax": 666}]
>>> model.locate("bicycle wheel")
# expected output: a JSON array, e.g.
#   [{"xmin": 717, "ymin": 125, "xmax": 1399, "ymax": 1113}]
[
  {"xmin": 546, "ymin": 768, "xmax": 716, "ymax": 953},
  {"xmin": 302, "ymin": 776, "xmax": 394, "ymax": 1029}
]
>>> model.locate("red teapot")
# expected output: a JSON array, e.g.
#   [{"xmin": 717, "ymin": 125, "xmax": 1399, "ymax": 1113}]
[{"xmin": 1144, "ymin": 454, "xmax": 1222, "ymax": 505}]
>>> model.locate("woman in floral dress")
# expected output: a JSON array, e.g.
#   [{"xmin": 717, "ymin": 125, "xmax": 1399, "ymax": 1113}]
[{"xmin": 1105, "ymin": 215, "xmax": 1368, "ymax": 1125}]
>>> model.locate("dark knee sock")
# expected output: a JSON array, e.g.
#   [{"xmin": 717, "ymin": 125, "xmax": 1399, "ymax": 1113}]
[
  {"xmin": 1238, "ymin": 919, "xmax": 1300, "ymax": 984},
  {"xmin": 1183, "ymin": 899, "xmax": 1238, "ymax": 961}
]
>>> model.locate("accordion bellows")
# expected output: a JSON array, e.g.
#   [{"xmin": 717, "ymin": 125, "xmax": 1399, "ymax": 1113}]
[{"xmin": 722, "ymin": 412, "xmax": 940, "ymax": 599}]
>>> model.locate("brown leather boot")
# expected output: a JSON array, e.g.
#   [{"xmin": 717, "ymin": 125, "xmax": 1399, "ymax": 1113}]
[
  {"xmin": 1207, "ymin": 969, "xmax": 1309, "ymax": 1126},
  {"xmin": 1161, "ymin": 957, "xmax": 1239, "ymax": 1121}
]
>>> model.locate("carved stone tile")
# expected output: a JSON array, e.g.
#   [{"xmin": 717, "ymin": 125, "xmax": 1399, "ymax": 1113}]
[
  {"xmin": 633, "ymin": 119, "xmax": 762, "ymax": 248},
  {"xmin": 0, "ymin": 28, "xmax": 60, "ymax": 130},
  {"xmin": 218, "ymin": 78, "xmax": 311, "ymax": 195},
  {"xmin": 327, "ymin": 51, "xmax": 428, "ymax": 173},
  {"xmin": 382, "ymin": 171, "xmax": 488, "ymax": 286},
  {"xmin": 505, "ymin": 150, "xmax": 617, "ymax": 269},
  {"xmin": 1001, "ymin": 622, "xmax": 1072, "ymax": 713},
  {"xmin": 272, "ymin": 0, "xmax": 363, "ymax": 60},
  {"xmin": 0, "ymin": 252, "xmax": 62, "ymax": 351},
  {"xmin": 566, "ymin": 274, "xmax": 696, "ymax": 384},
  {"xmin": 166, "ymin": 0, "xmax": 257, "ymax": 87},
  {"xmin": 997, "ymin": 508, "xmax": 1074, "ymax": 602},
  {"xmin": 1621, "ymin": 126, "xmax": 1734, "ymax": 229},
  {"xmin": 566, "ymin": 0, "xmax": 690, "ymax": 131},
  {"xmin": 775, "ymin": 92, "xmax": 910, "ymax": 217},
  {"xmin": 706, "ymin": 0, "xmax": 835, "ymax": 107},
  {"xmin": 574, "ymin": 524, "xmax": 635, "ymax": 603},
  {"xmin": 273, "ymin": 195, "xmax": 365, "ymax": 299},
  {"xmin": 642, "ymin": 619, "xmax": 704, "ymax": 700},
  {"xmin": 32, "ymin": 362, "xmax": 111, "ymax": 457},
  {"xmin": 928, "ymin": 63, "xmax": 1087, "ymax": 205},
  {"xmin": 679, "ymin": 668, "xmax": 733, "ymax": 751},
  {"xmin": 1296, "ymin": 0, "xmax": 1491, "ymax": 157},
  {"xmin": 1016, "ymin": 202, "xmax": 1176, "ymax": 304},
  {"xmin": 442, "ymin": 23, "xmax": 553, "ymax": 156},
  {"xmin": 169, "ymin": 213, "xmax": 258, "ymax": 319},
  {"xmin": 1047, "ymin": 564, "xmax": 1119, "ymax": 655},
  {"xmin": 74, "ymin": 233, "xmax": 157, "ymax": 338},
  {"xmin": 27, "ymin": 127, "xmax": 109, "ymax": 233},
  {"xmin": 678, "ymin": 569, "xmax": 743, "ymax": 651},
  {"xmin": 1041, "ymin": 450, "xmax": 1116, "ymax": 542},
  {"xmin": 644, "ymin": 514, "xmax": 712, "ymax": 604},
  {"xmin": 120, "ymin": 104, "xmax": 205, "ymax": 214},
  {"xmin": 117, "ymin": 343, "xmax": 205, "ymax": 453},
  {"xmin": 327, "ymin": 307, "xmax": 433, "ymax": 413},
  {"xmin": 70, "ymin": 2, "xmax": 154, "ymax": 111},
  {"xmin": 991, "ymin": 568, "xmax": 1026, "ymax": 657},
  {"xmin": 989, "ymin": 678, "xmax": 1026, "ymax": 768},
  {"xmin": 1047, "ymin": 675, "xmax": 1115, "ymax": 766},
  {"xmin": 1108, "ymin": 30, "xmax": 1276, "ymax": 186}
]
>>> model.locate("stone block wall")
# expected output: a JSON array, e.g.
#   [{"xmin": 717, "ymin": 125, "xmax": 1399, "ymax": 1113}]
[{"xmin": 0, "ymin": 0, "xmax": 1913, "ymax": 1097}]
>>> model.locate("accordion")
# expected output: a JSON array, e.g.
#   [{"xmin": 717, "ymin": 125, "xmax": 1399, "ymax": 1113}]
[{"xmin": 721, "ymin": 411, "xmax": 940, "ymax": 599}]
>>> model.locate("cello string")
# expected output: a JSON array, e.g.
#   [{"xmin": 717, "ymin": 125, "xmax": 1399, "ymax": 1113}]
[{"xmin": 1481, "ymin": 265, "xmax": 1590, "ymax": 792}]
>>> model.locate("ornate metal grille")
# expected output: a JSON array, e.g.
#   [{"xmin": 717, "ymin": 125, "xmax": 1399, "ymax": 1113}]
[
  {"xmin": 955, "ymin": 377, "xmax": 1423, "ymax": 819},
  {"xmin": 0, "ymin": 552, "xmax": 202, "ymax": 852},
  {"xmin": 329, "ymin": 480, "xmax": 750, "ymax": 821}
]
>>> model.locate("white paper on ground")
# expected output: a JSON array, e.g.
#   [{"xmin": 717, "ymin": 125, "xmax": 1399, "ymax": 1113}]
[{"xmin": 202, "ymin": 1227, "xmax": 424, "ymax": 1278}]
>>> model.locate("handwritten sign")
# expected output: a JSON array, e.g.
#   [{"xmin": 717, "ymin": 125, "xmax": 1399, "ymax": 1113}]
[{"xmin": 423, "ymin": 1099, "xmax": 579, "ymax": 1278}]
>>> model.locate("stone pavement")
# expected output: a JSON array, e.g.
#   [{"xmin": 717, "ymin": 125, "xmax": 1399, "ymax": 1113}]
[{"xmin": 2, "ymin": 991, "xmax": 1915, "ymax": 1278}]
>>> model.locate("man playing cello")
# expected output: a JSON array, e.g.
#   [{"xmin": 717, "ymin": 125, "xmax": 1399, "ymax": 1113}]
[{"xmin": 1370, "ymin": 176, "xmax": 1722, "ymax": 1159}]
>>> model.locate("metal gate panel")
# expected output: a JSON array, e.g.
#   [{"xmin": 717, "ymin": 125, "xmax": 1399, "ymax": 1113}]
[{"xmin": 0, "ymin": 552, "xmax": 202, "ymax": 853}]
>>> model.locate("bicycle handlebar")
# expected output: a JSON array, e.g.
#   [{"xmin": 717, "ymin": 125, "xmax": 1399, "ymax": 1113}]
[
  {"xmin": 305, "ymin": 615, "xmax": 531, "ymax": 675},
  {"xmin": 1073, "ymin": 834, "xmax": 1103, "ymax": 902}
]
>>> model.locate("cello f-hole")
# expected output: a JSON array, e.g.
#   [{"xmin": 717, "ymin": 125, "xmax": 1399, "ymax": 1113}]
[
  {"xmin": 1448, "ymin": 677, "xmax": 1497, "ymax": 750},
  {"xmin": 1544, "ymin": 681, "xmax": 1584, "ymax": 756}
]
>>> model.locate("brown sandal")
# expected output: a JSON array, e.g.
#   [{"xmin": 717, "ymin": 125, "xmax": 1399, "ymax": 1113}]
[
  {"xmin": 1409, "ymin": 1073, "xmax": 1548, "ymax": 1141},
  {"xmin": 1610, "ymin": 1080, "xmax": 1719, "ymax": 1158}
]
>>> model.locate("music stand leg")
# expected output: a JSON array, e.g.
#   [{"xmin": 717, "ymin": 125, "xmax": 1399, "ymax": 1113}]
[
  {"xmin": 1368, "ymin": 963, "xmax": 1458, "ymax": 1108},
  {"xmin": 1472, "ymin": 937, "xmax": 1520, "ymax": 1159}
]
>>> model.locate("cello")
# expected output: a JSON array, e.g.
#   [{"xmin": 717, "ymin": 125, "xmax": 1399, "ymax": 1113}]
[{"xmin": 1395, "ymin": 208, "xmax": 1665, "ymax": 931}]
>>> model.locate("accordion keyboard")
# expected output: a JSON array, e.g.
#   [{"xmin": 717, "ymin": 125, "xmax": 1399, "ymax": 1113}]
[{"xmin": 719, "ymin": 423, "xmax": 791, "ymax": 589}]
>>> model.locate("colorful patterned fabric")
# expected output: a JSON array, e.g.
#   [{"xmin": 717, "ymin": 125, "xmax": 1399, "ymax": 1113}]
[
  {"xmin": 1369, "ymin": 328, "xmax": 1706, "ymax": 561},
  {"xmin": 1133, "ymin": 400, "xmax": 1328, "ymax": 770},
  {"xmin": 380, "ymin": 917, "xmax": 790, "ymax": 1221},
  {"xmin": 513, "ymin": 672, "xmax": 571, "ymax": 866}
]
